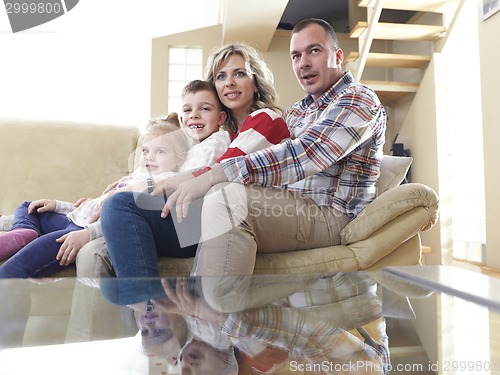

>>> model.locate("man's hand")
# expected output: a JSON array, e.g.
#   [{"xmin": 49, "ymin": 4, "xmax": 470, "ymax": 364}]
[
  {"xmin": 158, "ymin": 277, "xmax": 198, "ymax": 316},
  {"xmin": 55, "ymin": 228, "xmax": 91, "ymax": 266},
  {"xmin": 158, "ymin": 277, "xmax": 228, "ymax": 324},
  {"xmin": 161, "ymin": 165, "xmax": 227, "ymax": 221},
  {"xmin": 28, "ymin": 199, "xmax": 56, "ymax": 214}
]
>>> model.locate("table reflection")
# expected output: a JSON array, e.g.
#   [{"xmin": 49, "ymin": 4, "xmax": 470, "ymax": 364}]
[
  {"xmin": 101, "ymin": 272, "xmax": 431, "ymax": 375},
  {"xmin": 0, "ymin": 272, "xmax": 432, "ymax": 375}
]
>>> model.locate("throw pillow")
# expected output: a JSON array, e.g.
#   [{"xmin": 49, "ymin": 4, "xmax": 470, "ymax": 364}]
[{"xmin": 376, "ymin": 155, "xmax": 413, "ymax": 195}]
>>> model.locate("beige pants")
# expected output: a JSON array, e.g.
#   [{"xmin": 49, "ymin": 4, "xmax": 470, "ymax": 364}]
[
  {"xmin": 193, "ymin": 182, "xmax": 350, "ymax": 312},
  {"xmin": 193, "ymin": 183, "xmax": 350, "ymax": 276}
]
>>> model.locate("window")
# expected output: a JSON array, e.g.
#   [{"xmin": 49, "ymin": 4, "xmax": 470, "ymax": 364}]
[
  {"xmin": 167, "ymin": 47, "xmax": 203, "ymax": 113},
  {"xmin": 441, "ymin": 0, "xmax": 486, "ymax": 264}
]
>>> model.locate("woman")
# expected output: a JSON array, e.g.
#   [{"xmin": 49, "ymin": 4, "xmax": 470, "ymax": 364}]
[{"xmin": 99, "ymin": 43, "xmax": 289, "ymax": 303}]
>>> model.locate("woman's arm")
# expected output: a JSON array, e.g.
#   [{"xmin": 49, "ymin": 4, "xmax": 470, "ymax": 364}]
[{"xmin": 218, "ymin": 108, "xmax": 289, "ymax": 161}]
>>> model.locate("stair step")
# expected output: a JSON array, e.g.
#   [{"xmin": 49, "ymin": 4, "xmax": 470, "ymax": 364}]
[
  {"xmin": 345, "ymin": 52, "xmax": 431, "ymax": 68},
  {"xmin": 363, "ymin": 80, "xmax": 419, "ymax": 92},
  {"xmin": 362, "ymin": 80, "xmax": 419, "ymax": 103},
  {"xmin": 358, "ymin": 0, "xmax": 454, "ymax": 13},
  {"xmin": 350, "ymin": 21, "xmax": 445, "ymax": 41},
  {"xmin": 389, "ymin": 345, "xmax": 427, "ymax": 358}
]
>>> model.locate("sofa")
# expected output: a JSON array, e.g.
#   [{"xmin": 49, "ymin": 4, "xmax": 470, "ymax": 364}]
[
  {"xmin": 0, "ymin": 117, "xmax": 439, "ymax": 350},
  {"xmin": 0, "ymin": 117, "xmax": 439, "ymax": 277}
]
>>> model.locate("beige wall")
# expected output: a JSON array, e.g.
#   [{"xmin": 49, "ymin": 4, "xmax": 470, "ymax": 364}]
[
  {"xmin": 479, "ymin": 9, "xmax": 500, "ymax": 269},
  {"xmin": 396, "ymin": 56, "xmax": 444, "ymax": 265},
  {"xmin": 151, "ymin": 25, "xmax": 225, "ymax": 117},
  {"xmin": 150, "ymin": 27, "xmax": 305, "ymax": 114},
  {"xmin": 151, "ymin": 27, "xmax": 388, "ymax": 117}
]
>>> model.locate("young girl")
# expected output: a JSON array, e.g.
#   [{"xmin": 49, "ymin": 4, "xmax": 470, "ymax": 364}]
[{"xmin": 0, "ymin": 115, "xmax": 189, "ymax": 277}]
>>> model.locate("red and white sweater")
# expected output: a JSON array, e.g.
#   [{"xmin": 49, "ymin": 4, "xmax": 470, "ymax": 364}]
[
  {"xmin": 218, "ymin": 108, "xmax": 290, "ymax": 162},
  {"xmin": 192, "ymin": 108, "xmax": 289, "ymax": 177}
]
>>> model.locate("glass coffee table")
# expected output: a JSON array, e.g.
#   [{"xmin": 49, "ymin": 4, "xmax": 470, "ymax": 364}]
[{"xmin": 0, "ymin": 266, "xmax": 498, "ymax": 374}]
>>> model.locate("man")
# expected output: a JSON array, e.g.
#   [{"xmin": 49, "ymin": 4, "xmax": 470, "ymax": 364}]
[{"xmin": 167, "ymin": 18, "xmax": 386, "ymax": 278}]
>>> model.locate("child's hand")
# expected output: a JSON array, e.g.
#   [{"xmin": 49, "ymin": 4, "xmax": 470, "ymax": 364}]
[
  {"xmin": 28, "ymin": 199, "xmax": 57, "ymax": 214},
  {"xmin": 55, "ymin": 228, "xmax": 91, "ymax": 266},
  {"xmin": 101, "ymin": 180, "xmax": 120, "ymax": 195},
  {"xmin": 74, "ymin": 198, "xmax": 91, "ymax": 207},
  {"xmin": 89, "ymin": 191, "xmax": 114, "ymax": 223}
]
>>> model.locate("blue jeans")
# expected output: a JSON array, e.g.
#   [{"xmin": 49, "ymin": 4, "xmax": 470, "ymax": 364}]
[
  {"xmin": 0, "ymin": 201, "xmax": 81, "ymax": 278},
  {"xmin": 99, "ymin": 192, "xmax": 199, "ymax": 305}
]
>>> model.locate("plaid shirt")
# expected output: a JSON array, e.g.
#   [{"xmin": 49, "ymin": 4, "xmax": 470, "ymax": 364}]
[
  {"xmin": 220, "ymin": 71, "xmax": 386, "ymax": 217},
  {"xmin": 222, "ymin": 273, "xmax": 389, "ymax": 374}
]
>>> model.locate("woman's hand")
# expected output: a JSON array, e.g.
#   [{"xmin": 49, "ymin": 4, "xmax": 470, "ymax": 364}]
[
  {"xmin": 55, "ymin": 228, "xmax": 91, "ymax": 266},
  {"xmin": 28, "ymin": 199, "xmax": 56, "ymax": 214}
]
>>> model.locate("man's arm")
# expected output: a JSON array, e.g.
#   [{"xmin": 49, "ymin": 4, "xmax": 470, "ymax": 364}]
[{"xmin": 221, "ymin": 88, "xmax": 385, "ymax": 187}]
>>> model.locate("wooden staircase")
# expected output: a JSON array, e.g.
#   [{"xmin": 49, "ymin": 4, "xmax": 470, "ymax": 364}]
[{"xmin": 344, "ymin": 0, "xmax": 462, "ymax": 104}]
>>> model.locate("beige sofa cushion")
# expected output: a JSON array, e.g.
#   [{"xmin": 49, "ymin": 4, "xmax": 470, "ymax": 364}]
[{"xmin": 0, "ymin": 118, "xmax": 139, "ymax": 213}]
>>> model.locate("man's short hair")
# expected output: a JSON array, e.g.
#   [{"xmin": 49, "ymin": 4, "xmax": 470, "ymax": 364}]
[{"xmin": 292, "ymin": 18, "xmax": 339, "ymax": 50}]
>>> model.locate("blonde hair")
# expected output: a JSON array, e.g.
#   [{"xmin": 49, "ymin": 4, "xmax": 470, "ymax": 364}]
[
  {"xmin": 144, "ymin": 112, "xmax": 180, "ymax": 131},
  {"xmin": 204, "ymin": 42, "xmax": 281, "ymax": 134},
  {"xmin": 139, "ymin": 113, "xmax": 190, "ymax": 170}
]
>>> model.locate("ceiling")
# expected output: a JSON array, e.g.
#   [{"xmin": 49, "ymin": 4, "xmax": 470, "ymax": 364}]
[
  {"xmin": 222, "ymin": 0, "xmax": 350, "ymax": 50},
  {"xmin": 221, "ymin": 0, "xmax": 415, "ymax": 51},
  {"xmin": 278, "ymin": 0, "xmax": 349, "ymax": 30}
]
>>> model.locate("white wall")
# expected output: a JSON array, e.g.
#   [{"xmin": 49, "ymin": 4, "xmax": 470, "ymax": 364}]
[{"xmin": 0, "ymin": 0, "xmax": 220, "ymax": 126}]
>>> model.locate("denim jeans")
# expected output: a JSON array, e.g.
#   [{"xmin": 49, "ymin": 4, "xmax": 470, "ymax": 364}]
[
  {"xmin": 0, "ymin": 201, "xmax": 81, "ymax": 278},
  {"xmin": 99, "ymin": 192, "xmax": 199, "ymax": 305}
]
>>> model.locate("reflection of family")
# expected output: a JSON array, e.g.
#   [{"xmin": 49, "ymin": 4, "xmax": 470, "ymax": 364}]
[
  {"xmin": 0, "ymin": 18, "xmax": 386, "ymax": 283},
  {"xmin": 108, "ymin": 272, "xmax": 389, "ymax": 375}
]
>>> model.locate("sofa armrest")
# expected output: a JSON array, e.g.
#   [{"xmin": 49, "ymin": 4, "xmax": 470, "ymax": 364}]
[
  {"xmin": 341, "ymin": 183, "xmax": 439, "ymax": 244},
  {"xmin": 340, "ymin": 183, "xmax": 439, "ymax": 269}
]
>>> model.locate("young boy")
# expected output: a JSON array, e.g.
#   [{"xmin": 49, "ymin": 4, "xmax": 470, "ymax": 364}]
[
  {"xmin": 178, "ymin": 79, "xmax": 230, "ymax": 173},
  {"xmin": 0, "ymin": 80, "xmax": 230, "ymax": 276}
]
